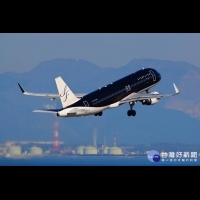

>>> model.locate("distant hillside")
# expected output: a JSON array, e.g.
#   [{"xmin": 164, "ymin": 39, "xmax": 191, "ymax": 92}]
[
  {"xmin": 1, "ymin": 58, "xmax": 200, "ymax": 145},
  {"xmin": 122, "ymin": 59, "xmax": 200, "ymax": 120}
]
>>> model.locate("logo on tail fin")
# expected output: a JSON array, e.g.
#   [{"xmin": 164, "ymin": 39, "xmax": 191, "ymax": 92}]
[
  {"xmin": 55, "ymin": 76, "xmax": 79, "ymax": 108},
  {"xmin": 59, "ymin": 85, "xmax": 69, "ymax": 102}
]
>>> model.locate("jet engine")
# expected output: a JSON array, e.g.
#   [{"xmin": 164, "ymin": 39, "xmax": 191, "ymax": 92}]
[{"xmin": 141, "ymin": 91, "xmax": 160, "ymax": 105}]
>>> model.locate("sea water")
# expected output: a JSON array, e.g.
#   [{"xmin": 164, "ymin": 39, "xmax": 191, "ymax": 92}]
[{"xmin": 0, "ymin": 155, "xmax": 199, "ymax": 166}]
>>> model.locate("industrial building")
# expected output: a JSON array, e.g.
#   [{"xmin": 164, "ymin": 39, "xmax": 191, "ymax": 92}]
[
  {"xmin": 102, "ymin": 146, "xmax": 109, "ymax": 154},
  {"xmin": 76, "ymin": 145, "xmax": 98, "ymax": 155},
  {"xmin": 108, "ymin": 146, "xmax": 123, "ymax": 155},
  {"xmin": 1, "ymin": 128, "xmax": 125, "ymax": 157},
  {"xmin": 83, "ymin": 145, "xmax": 97, "ymax": 155},
  {"xmin": 7, "ymin": 145, "xmax": 22, "ymax": 157},
  {"xmin": 76, "ymin": 145, "xmax": 85, "ymax": 155},
  {"xmin": 29, "ymin": 146, "xmax": 43, "ymax": 156},
  {"xmin": 75, "ymin": 133, "xmax": 123, "ymax": 156},
  {"xmin": 104, "ymin": 134, "xmax": 123, "ymax": 155},
  {"xmin": 75, "ymin": 129, "xmax": 98, "ymax": 155}
]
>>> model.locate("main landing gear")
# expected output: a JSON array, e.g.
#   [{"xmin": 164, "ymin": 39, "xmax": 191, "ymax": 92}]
[
  {"xmin": 94, "ymin": 111, "xmax": 102, "ymax": 116},
  {"xmin": 127, "ymin": 101, "xmax": 136, "ymax": 116}
]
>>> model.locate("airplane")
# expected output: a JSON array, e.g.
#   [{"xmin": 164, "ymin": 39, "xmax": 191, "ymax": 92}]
[{"xmin": 18, "ymin": 68, "xmax": 180, "ymax": 117}]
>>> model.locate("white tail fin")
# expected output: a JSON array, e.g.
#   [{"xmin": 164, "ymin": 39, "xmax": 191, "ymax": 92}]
[{"xmin": 55, "ymin": 76, "xmax": 79, "ymax": 108}]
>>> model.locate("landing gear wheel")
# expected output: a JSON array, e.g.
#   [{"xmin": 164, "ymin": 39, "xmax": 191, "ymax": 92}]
[
  {"xmin": 94, "ymin": 111, "xmax": 103, "ymax": 116},
  {"xmin": 127, "ymin": 110, "xmax": 136, "ymax": 116},
  {"xmin": 131, "ymin": 110, "xmax": 136, "ymax": 116},
  {"xmin": 127, "ymin": 110, "xmax": 132, "ymax": 116}
]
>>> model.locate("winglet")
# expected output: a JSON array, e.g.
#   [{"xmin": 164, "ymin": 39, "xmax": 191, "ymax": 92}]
[
  {"xmin": 173, "ymin": 83, "xmax": 180, "ymax": 94},
  {"xmin": 18, "ymin": 83, "xmax": 25, "ymax": 93}
]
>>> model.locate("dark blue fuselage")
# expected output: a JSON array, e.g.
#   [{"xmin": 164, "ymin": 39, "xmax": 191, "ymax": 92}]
[{"xmin": 68, "ymin": 68, "xmax": 161, "ymax": 108}]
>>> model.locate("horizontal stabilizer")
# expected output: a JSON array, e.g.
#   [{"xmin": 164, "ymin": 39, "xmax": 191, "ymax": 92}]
[{"xmin": 33, "ymin": 109, "xmax": 61, "ymax": 114}]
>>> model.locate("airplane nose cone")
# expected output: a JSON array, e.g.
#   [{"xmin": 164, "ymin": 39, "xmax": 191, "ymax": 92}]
[{"xmin": 157, "ymin": 72, "xmax": 161, "ymax": 81}]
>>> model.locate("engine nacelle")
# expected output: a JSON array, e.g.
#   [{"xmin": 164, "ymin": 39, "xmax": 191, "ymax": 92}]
[
  {"xmin": 142, "ymin": 91, "xmax": 160, "ymax": 105},
  {"xmin": 142, "ymin": 98, "xmax": 159, "ymax": 105}
]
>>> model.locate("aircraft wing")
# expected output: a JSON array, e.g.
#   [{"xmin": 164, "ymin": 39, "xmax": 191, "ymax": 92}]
[
  {"xmin": 18, "ymin": 83, "xmax": 86, "ymax": 99},
  {"xmin": 120, "ymin": 83, "xmax": 180, "ymax": 104}
]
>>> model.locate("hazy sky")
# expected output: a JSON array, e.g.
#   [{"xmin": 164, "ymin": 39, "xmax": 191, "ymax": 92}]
[{"xmin": 1, "ymin": 33, "xmax": 200, "ymax": 74}]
